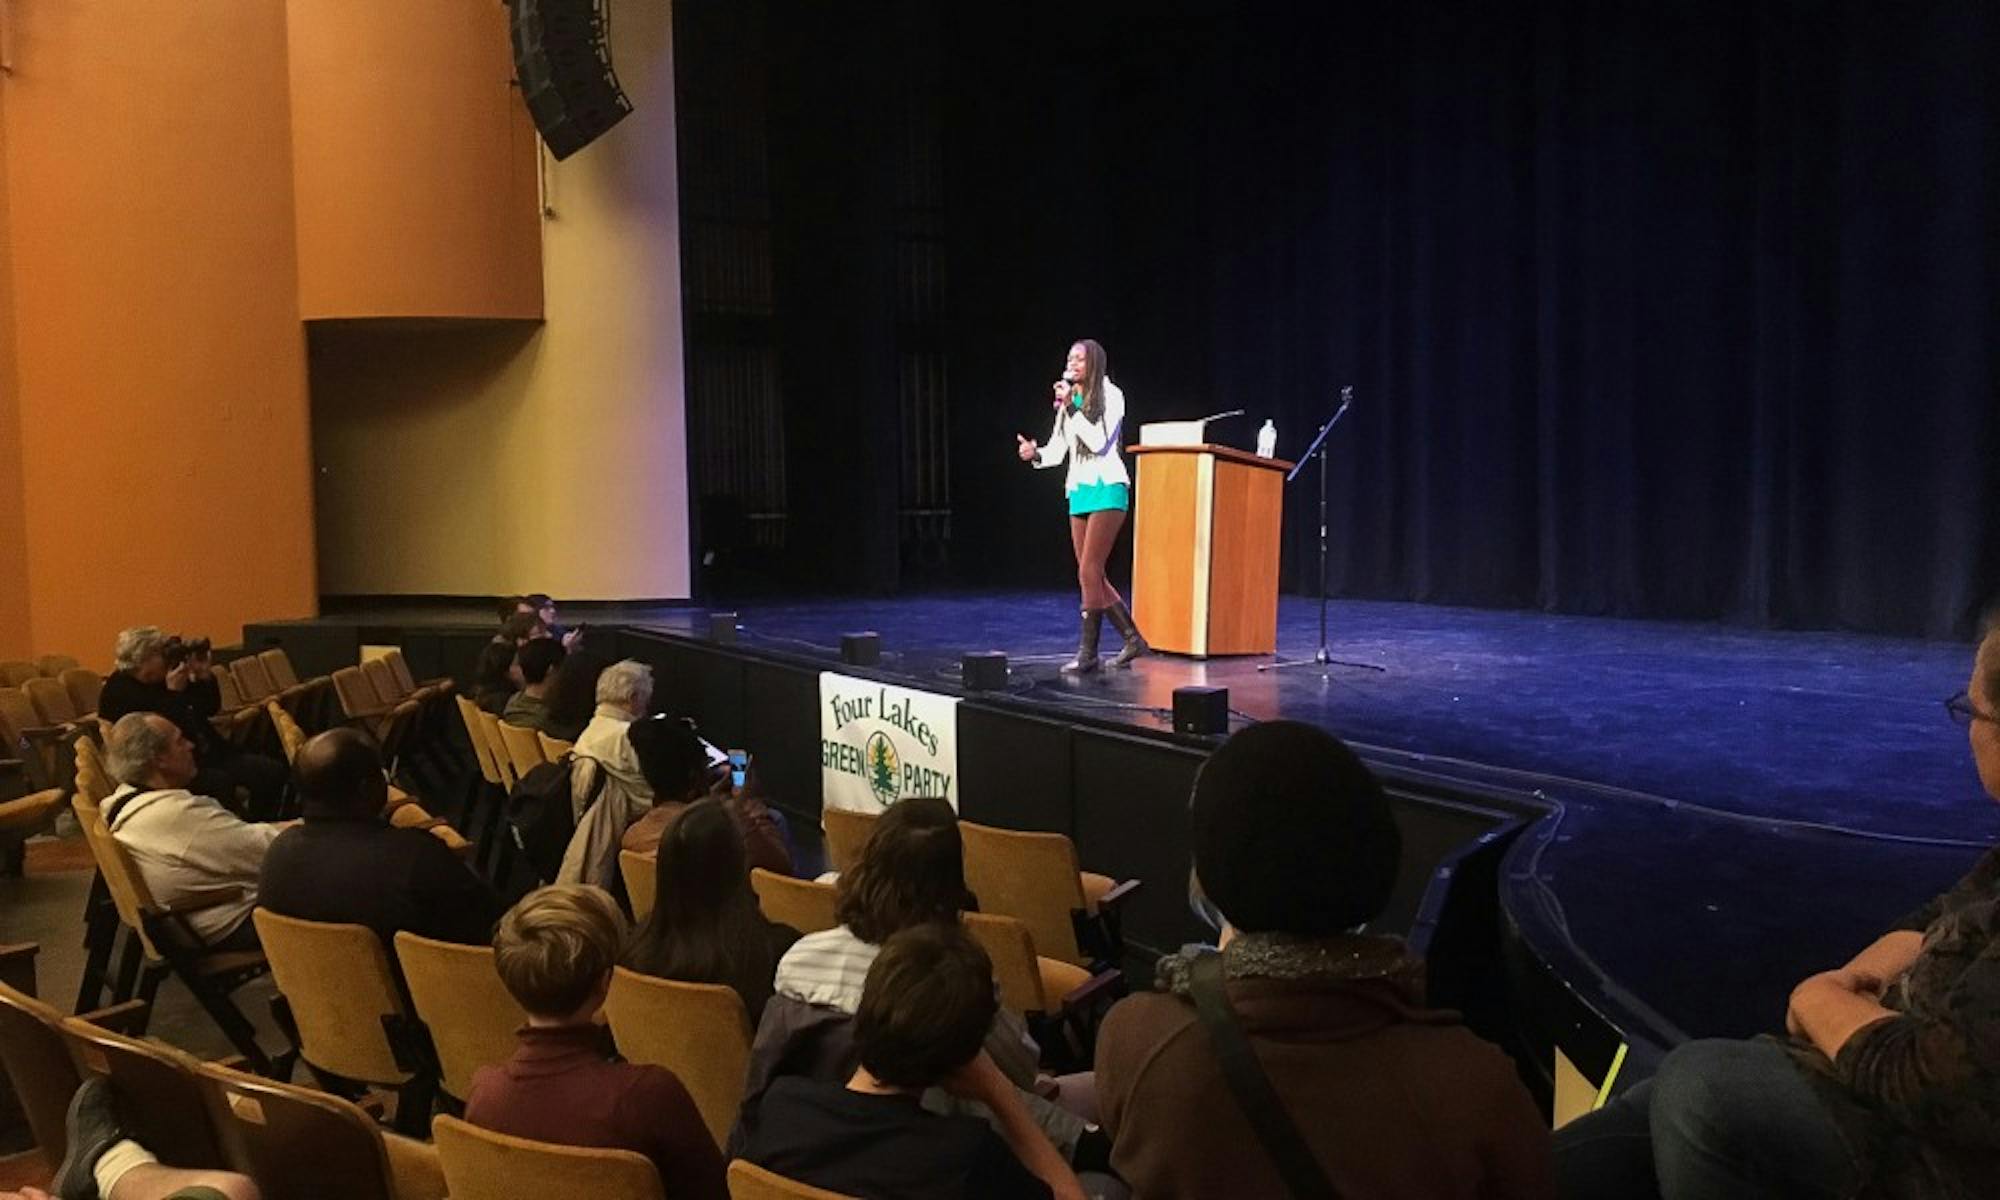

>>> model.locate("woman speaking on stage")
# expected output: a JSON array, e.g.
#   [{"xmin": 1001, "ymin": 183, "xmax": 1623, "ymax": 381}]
[{"xmin": 1016, "ymin": 338, "xmax": 1149, "ymax": 673}]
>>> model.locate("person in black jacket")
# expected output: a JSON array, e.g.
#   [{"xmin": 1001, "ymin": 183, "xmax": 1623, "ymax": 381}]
[
  {"xmin": 258, "ymin": 728, "xmax": 500, "ymax": 986},
  {"xmin": 97, "ymin": 626, "xmax": 290, "ymax": 820}
]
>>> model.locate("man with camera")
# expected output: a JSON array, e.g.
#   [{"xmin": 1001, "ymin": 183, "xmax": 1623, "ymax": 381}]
[{"xmin": 98, "ymin": 626, "xmax": 291, "ymax": 821}]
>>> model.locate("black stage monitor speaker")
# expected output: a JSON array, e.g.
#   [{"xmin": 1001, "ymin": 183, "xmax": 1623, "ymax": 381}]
[
  {"xmin": 841, "ymin": 633, "xmax": 881, "ymax": 667},
  {"xmin": 1173, "ymin": 686, "xmax": 1229, "ymax": 736},
  {"xmin": 508, "ymin": 0, "xmax": 633, "ymax": 161},
  {"xmin": 961, "ymin": 652, "xmax": 1008, "ymax": 692},
  {"xmin": 708, "ymin": 612, "xmax": 739, "ymax": 645}
]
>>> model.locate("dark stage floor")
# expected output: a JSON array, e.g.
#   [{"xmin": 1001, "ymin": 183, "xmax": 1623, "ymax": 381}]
[{"xmin": 635, "ymin": 590, "xmax": 1994, "ymax": 1044}]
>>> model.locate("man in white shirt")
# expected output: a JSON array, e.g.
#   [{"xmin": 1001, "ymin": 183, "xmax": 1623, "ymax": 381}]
[{"xmin": 101, "ymin": 712, "xmax": 281, "ymax": 951}]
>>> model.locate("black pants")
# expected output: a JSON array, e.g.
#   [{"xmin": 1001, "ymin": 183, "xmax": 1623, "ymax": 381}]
[{"xmin": 196, "ymin": 750, "xmax": 292, "ymax": 822}]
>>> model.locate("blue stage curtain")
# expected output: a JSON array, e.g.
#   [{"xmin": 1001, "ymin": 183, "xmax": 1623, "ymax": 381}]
[{"xmin": 939, "ymin": 0, "xmax": 1999, "ymax": 638}]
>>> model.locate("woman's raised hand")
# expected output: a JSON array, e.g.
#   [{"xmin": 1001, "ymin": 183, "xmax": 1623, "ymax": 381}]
[
  {"xmin": 1016, "ymin": 434, "xmax": 1038, "ymax": 462},
  {"xmin": 1052, "ymin": 380, "xmax": 1071, "ymax": 409}
]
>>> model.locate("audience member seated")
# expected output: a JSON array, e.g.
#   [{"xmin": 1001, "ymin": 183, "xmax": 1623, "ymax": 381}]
[
  {"xmin": 102, "ymin": 714, "xmax": 280, "ymax": 953},
  {"xmin": 624, "ymin": 798, "xmax": 800, "ymax": 1024},
  {"xmin": 467, "ymin": 885, "xmax": 727, "ymax": 1200},
  {"xmin": 743, "ymin": 924, "xmax": 1085, "ymax": 1200},
  {"xmin": 1093, "ymin": 719, "xmax": 1550, "ymax": 1199},
  {"xmin": 1557, "ymin": 619, "xmax": 2000, "ymax": 1200},
  {"xmin": 257, "ymin": 728, "xmax": 501, "ymax": 966},
  {"xmin": 46, "ymin": 1076, "xmax": 259, "ymax": 1200},
  {"xmin": 522, "ymin": 592, "xmax": 584, "ymax": 651},
  {"xmin": 622, "ymin": 715, "xmax": 792, "ymax": 876},
  {"xmin": 98, "ymin": 626, "xmax": 290, "ymax": 820},
  {"xmin": 750, "ymin": 797, "xmax": 1094, "ymax": 1165},
  {"xmin": 556, "ymin": 661, "xmax": 657, "ymax": 888},
  {"xmin": 541, "ymin": 650, "xmax": 609, "ymax": 743},
  {"xmin": 502, "ymin": 638, "xmax": 567, "ymax": 735},
  {"xmin": 472, "ymin": 612, "xmax": 547, "ymax": 714}
]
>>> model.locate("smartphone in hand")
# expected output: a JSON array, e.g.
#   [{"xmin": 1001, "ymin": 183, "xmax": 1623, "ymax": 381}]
[{"xmin": 728, "ymin": 749, "xmax": 749, "ymax": 790}]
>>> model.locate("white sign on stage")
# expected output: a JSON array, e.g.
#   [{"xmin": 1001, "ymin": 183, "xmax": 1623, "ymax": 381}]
[{"xmin": 819, "ymin": 671, "xmax": 960, "ymax": 813}]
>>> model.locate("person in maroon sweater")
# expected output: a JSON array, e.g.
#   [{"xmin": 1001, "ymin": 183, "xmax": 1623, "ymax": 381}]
[{"xmin": 465, "ymin": 885, "xmax": 726, "ymax": 1200}]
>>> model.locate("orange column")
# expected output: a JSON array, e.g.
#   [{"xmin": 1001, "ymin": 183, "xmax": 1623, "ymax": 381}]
[
  {"xmin": 286, "ymin": 0, "xmax": 543, "ymax": 320},
  {"xmin": 0, "ymin": 76, "xmax": 27, "ymax": 659},
  {"xmin": 3, "ymin": 1, "xmax": 317, "ymax": 665}
]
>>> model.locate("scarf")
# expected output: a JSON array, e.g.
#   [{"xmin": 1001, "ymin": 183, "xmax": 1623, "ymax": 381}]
[{"xmin": 1155, "ymin": 930, "xmax": 1427, "ymax": 1002}]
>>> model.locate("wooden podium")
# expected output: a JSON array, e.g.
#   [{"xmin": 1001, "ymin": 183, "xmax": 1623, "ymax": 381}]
[{"xmin": 1129, "ymin": 444, "xmax": 1290, "ymax": 657}]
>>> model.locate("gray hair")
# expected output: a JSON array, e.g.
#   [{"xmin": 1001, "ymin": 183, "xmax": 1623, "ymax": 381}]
[
  {"xmin": 106, "ymin": 713, "xmax": 175, "ymax": 786},
  {"xmin": 595, "ymin": 659, "xmax": 654, "ymax": 712},
  {"xmin": 113, "ymin": 626, "xmax": 170, "ymax": 672}
]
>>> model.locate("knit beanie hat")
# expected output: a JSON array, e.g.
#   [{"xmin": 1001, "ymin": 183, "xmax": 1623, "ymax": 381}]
[{"xmin": 1189, "ymin": 720, "xmax": 1401, "ymax": 936}]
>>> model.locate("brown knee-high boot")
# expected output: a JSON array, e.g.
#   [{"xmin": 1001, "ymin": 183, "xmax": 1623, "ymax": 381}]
[
  {"xmin": 1104, "ymin": 601, "xmax": 1149, "ymax": 667},
  {"xmin": 1061, "ymin": 609, "xmax": 1103, "ymax": 674}
]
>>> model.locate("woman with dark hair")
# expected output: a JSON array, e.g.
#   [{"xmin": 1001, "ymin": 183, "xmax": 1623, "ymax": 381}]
[
  {"xmin": 542, "ymin": 649, "xmax": 610, "ymax": 742},
  {"xmin": 624, "ymin": 799, "xmax": 800, "ymax": 1024},
  {"xmin": 1016, "ymin": 338, "xmax": 1148, "ymax": 674}
]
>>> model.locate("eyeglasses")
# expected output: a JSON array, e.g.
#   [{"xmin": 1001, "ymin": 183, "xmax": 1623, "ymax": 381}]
[{"xmin": 1945, "ymin": 690, "xmax": 1999, "ymax": 727}]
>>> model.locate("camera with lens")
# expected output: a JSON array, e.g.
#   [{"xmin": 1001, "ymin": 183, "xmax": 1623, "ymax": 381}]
[{"xmin": 162, "ymin": 635, "xmax": 212, "ymax": 668}]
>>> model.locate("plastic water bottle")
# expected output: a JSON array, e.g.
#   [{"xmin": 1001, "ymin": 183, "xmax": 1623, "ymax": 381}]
[{"xmin": 1256, "ymin": 419, "xmax": 1277, "ymax": 458}]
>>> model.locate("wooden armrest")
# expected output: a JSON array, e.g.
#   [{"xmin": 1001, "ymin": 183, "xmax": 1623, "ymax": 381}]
[
  {"xmin": 1057, "ymin": 967, "xmax": 1125, "ymax": 1016},
  {"xmin": 78, "ymin": 998, "xmax": 150, "ymax": 1035},
  {"xmin": 1094, "ymin": 879, "xmax": 1142, "ymax": 911},
  {"xmin": 15, "ymin": 722, "xmax": 73, "ymax": 746},
  {"xmin": 158, "ymin": 886, "xmax": 248, "ymax": 916}
]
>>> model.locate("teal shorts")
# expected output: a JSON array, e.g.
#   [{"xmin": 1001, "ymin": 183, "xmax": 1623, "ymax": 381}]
[{"xmin": 1068, "ymin": 481, "xmax": 1130, "ymax": 517}]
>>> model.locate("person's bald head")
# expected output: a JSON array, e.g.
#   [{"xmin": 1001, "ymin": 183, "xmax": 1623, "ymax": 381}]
[{"xmin": 295, "ymin": 728, "xmax": 389, "ymax": 820}]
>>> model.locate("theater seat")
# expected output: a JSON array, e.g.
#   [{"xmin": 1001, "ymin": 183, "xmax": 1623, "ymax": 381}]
[
  {"xmin": 0, "ymin": 959, "xmax": 148, "ymax": 1169},
  {"xmin": 61, "ymin": 668, "xmax": 102, "ymax": 720},
  {"xmin": 196, "ymin": 1058, "xmax": 422, "ymax": 1200},
  {"xmin": 432, "ymin": 1113, "xmax": 665, "ymax": 1200},
  {"xmin": 496, "ymin": 721, "xmax": 548, "ymax": 781},
  {"xmin": 962, "ymin": 910, "xmax": 1121, "ymax": 1071},
  {"xmin": 604, "ymin": 967, "xmax": 752, "ymax": 1148},
  {"xmin": 750, "ymin": 870, "xmax": 837, "ymax": 935},
  {"xmin": 819, "ymin": 806, "xmax": 876, "ymax": 875},
  {"xmin": 621, "ymin": 849, "xmax": 658, "ymax": 923},
  {"xmin": 392, "ymin": 931, "xmax": 528, "ymax": 1104},
  {"xmin": 959, "ymin": 820, "xmax": 1139, "ymax": 969},
  {"xmin": 251, "ymin": 909, "xmax": 433, "ymax": 1129},
  {"xmin": 727, "ymin": 1159, "xmax": 858, "ymax": 1200}
]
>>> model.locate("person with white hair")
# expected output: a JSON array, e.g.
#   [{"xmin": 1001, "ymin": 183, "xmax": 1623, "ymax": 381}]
[
  {"xmin": 97, "ymin": 625, "xmax": 291, "ymax": 820},
  {"xmin": 99, "ymin": 712, "xmax": 280, "ymax": 952},
  {"xmin": 556, "ymin": 660, "xmax": 659, "ymax": 889}
]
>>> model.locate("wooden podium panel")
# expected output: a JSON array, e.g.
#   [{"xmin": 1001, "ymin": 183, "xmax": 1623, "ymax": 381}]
[{"xmin": 1130, "ymin": 444, "xmax": 1289, "ymax": 657}]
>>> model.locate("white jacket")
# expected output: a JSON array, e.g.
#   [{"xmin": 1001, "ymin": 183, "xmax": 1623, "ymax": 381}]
[
  {"xmin": 557, "ymin": 706, "xmax": 654, "ymax": 888},
  {"xmin": 104, "ymin": 784, "xmax": 278, "ymax": 944},
  {"xmin": 1034, "ymin": 379, "xmax": 1130, "ymax": 494}
]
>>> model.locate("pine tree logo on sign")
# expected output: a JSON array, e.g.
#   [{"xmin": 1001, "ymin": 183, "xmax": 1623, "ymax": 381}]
[{"xmin": 864, "ymin": 732, "xmax": 901, "ymax": 805}]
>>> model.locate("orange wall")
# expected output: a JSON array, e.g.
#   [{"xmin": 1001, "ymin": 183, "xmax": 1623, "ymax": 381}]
[
  {"xmin": 310, "ymin": 0, "xmax": 691, "ymax": 600},
  {"xmin": 2, "ymin": 1, "xmax": 318, "ymax": 666},
  {"xmin": 287, "ymin": 0, "xmax": 542, "ymax": 320},
  {"xmin": 0, "ymin": 77, "xmax": 27, "ymax": 660}
]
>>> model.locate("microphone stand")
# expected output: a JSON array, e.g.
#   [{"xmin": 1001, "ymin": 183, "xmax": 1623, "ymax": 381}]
[{"xmin": 1259, "ymin": 386, "xmax": 1383, "ymax": 675}]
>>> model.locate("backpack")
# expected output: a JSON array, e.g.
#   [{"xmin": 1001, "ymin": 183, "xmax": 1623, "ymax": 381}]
[{"xmin": 507, "ymin": 753, "xmax": 607, "ymax": 885}]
